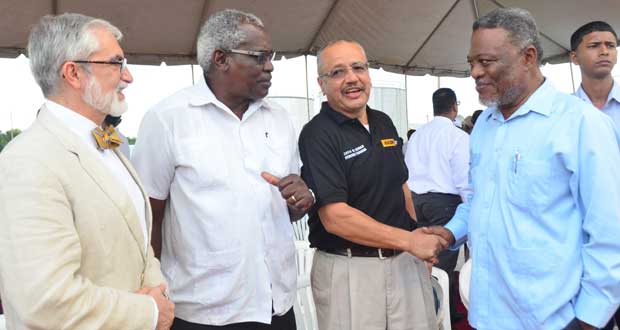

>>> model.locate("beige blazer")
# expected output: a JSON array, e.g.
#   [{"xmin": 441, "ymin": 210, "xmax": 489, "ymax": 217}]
[{"xmin": 0, "ymin": 107, "xmax": 166, "ymax": 330}]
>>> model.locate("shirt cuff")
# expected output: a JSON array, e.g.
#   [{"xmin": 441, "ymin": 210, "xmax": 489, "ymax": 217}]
[
  {"xmin": 150, "ymin": 297, "xmax": 159, "ymax": 330},
  {"xmin": 574, "ymin": 287, "xmax": 619, "ymax": 328},
  {"xmin": 444, "ymin": 219, "xmax": 468, "ymax": 251}
]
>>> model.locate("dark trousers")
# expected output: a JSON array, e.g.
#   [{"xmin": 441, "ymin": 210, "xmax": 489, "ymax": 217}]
[
  {"xmin": 171, "ymin": 308, "xmax": 296, "ymax": 330},
  {"xmin": 412, "ymin": 191, "xmax": 462, "ymax": 317}
]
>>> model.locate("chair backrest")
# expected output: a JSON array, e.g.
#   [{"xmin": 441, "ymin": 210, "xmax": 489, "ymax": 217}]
[
  {"xmin": 458, "ymin": 259, "xmax": 472, "ymax": 310},
  {"xmin": 292, "ymin": 215, "xmax": 310, "ymax": 241},
  {"xmin": 294, "ymin": 241, "xmax": 318, "ymax": 330},
  {"xmin": 432, "ymin": 266, "xmax": 452, "ymax": 330}
]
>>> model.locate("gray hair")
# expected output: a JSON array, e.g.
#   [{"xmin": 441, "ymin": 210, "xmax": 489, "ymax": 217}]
[
  {"xmin": 474, "ymin": 8, "xmax": 543, "ymax": 64},
  {"xmin": 196, "ymin": 9, "xmax": 264, "ymax": 72},
  {"xmin": 27, "ymin": 13, "xmax": 122, "ymax": 97},
  {"xmin": 316, "ymin": 39, "xmax": 367, "ymax": 74}
]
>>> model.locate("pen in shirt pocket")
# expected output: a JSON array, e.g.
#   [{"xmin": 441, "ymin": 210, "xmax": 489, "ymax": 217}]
[{"xmin": 513, "ymin": 150, "xmax": 521, "ymax": 174}]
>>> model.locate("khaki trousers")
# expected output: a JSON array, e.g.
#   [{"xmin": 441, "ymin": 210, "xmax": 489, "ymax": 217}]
[{"xmin": 311, "ymin": 250, "xmax": 437, "ymax": 330}]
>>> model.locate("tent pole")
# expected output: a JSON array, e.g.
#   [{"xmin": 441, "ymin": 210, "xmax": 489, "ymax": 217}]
[
  {"xmin": 304, "ymin": 55, "xmax": 311, "ymax": 120},
  {"xmin": 404, "ymin": 73, "xmax": 409, "ymax": 131},
  {"xmin": 191, "ymin": 64, "xmax": 195, "ymax": 85},
  {"xmin": 569, "ymin": 62, "xmax": 576, "ymax": 93}
]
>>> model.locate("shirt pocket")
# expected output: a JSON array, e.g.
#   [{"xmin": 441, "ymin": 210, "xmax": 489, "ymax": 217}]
[
  {"xmin": 264, "ymin": 139, "xmax": 294, "ymax": 178},
  {"xmin": 177, "ymin": 138, "xmax": 230, "ymax": 187},
  {"xmin": 192, "ymin": 247, "xmax": 246, "ymax": 307},
  {"xmin": 506, "ymin": 159, "xmax": 553, "ymax": 211}
]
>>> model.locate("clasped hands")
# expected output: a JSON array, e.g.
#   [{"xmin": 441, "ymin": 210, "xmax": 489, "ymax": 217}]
[
  {"xmin": 408, "ymin": 225, "xmax": 455, "ymax": 264},
  {"xmin": 136, "ymin": 283, "xmax": 175, "ymax": 330}
]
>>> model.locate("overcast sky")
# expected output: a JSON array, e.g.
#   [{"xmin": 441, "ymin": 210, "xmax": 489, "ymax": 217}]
[{"xmin": 1, "ymin": 53, "xmax": 619, "ymax": 137}]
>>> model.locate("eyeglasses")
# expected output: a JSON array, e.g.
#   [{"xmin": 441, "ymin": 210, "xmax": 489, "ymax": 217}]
[
  {"xmin": 319, "ymin": 62, "xmax": 369, "ymax": 80},
  {"xmin": 72, "ymin": 58, "xmax": 127, "ymax": 73},
  {"xmin": 226, "ymin": 49, "xmax": 276, "ymax": 65}
]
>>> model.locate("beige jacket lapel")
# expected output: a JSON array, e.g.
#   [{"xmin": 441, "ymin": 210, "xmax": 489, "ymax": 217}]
[{"xmin": 37, "ymin": 107, "xmax": 147, "ymax": 262}]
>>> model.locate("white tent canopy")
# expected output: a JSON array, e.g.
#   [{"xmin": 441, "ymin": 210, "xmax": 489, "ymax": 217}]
[{"xmin": 1, "ymin": 0, "xmax": 619, "ymax": 77}]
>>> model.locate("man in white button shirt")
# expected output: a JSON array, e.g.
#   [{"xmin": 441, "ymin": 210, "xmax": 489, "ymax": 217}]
[
  {"xmin": 0, "ymin": 13, "xmax": 173, "ymax": 330},
  {"xmin": 132, "ymin": 9, "xmax": 314, "ymax": 330},
  {"xmin": 404, "ymin": 87, "xmax": 470, "ymax": 322}
]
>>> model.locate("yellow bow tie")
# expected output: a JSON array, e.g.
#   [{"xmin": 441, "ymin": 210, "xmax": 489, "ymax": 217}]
[{"xmin": 92, "ymin": 126, "xmax": 124, "ymax": 150}]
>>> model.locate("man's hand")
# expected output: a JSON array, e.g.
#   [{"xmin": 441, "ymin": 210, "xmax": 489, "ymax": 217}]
[
  {"xmin": 261, "ymin": 172, "xmax": 314, "ymax": 213},
  {"xmin": 137, "ymin": 284, "xmax": 175, "ymax": 330},
  {"xmin": 407, "ymin": 228, "xmax": 449, "ymax": 262},
  {"xmin": 422, "ymin": 226, "xmax": 456, "ymax": 246}
]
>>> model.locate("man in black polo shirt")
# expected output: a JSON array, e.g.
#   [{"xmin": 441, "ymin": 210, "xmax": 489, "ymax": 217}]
[{"xmin": 299, "ymin": 40, "xmax": 446, "ymax": 330}]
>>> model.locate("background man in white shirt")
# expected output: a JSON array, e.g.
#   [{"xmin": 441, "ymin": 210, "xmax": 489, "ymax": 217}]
[
  {"xmin": 132, "ymin": 9, "xmax": 314, "ymax": 330},
  {"xmin": 404, "ymin": 87, "xmax": 470, "ymax": 322},
  {"xmin": 0, "ymin": 13, "xmax": 173, "ymax": 330}
]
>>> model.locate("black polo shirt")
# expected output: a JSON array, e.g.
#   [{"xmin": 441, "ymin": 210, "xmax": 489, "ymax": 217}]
[{"xmin": 299, "ymin": 102, "xmax": 416, "ymax": 250}]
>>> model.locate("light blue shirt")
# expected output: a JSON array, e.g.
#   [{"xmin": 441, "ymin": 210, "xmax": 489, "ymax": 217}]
[
  {"xmin": 446, "ymin": 79, "xmax": 620, "ymax": 330},
  {"xmin": 575, "ymin": 79, "xmax": 620, "ymax": 129}
]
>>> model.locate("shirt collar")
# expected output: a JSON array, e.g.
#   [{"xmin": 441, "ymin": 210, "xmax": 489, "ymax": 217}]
[
  {"xmin": 321, "ymin": 101, "xmax": 371, "ymax": 126},
  {"xmin": 188, "ymin": 76, "xmax": 269, "ymax": 118},
  {"xmin": 488, "ymin": 78, "xmax": 555, "ymax": 122},
  {"xmin": 575, "ymin": 79, "xmax": 620, "ymax": 108},
  {"xmin": 45, "ymin": 99, "xmax": 100, "ymax": 151}
]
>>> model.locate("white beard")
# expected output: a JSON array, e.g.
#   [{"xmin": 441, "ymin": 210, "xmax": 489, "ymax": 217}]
[{"xmin": 83, "ymin": 77, "xmax": 128, "ymax": 117}]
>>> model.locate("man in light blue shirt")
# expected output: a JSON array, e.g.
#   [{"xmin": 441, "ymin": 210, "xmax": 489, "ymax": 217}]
[
  {"xmin": 430, "ymin": 8, "xmax": 620, "ymax": 330},
  {"xmin": 571, "ymin": 20, "xmax": 620, "ymax": 330},
  {"xmin": 571, "ymin": 21, "xmax": 620, "ymax": 129}
]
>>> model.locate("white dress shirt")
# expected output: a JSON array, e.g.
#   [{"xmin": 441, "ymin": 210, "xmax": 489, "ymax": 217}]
[
  {"xmin": 45, "ymin": 100, "xmax": 157, "ymax": 329},
  {"xmin": 405, "ymin": 116, "xmax": 471, "ymax": 201},
  {"xmin": 131, "ymin": 79, "xmax": 299, "ymax": 325}
]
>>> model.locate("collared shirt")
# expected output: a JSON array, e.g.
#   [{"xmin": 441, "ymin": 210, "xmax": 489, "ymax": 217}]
[
  {"xmin": 45, "ymin": 100, "xmax": 156, "ymax": 329},
  {"xmin": 46, "ymin": 100, "xmax": 147, "ymax": 253},
  {"xmin": 299, "ymin": 102, "xmax": 415, "ymax": 251},
  {"xmin": 131, "ymin": 79, "xmax": 298, "ymax": 325},
  {"xmin": 445, "ymin": 80, "xmax": 620, "ymax": 330},
  {"xmin": 405, "ymin": 116, "xmax": 471, "ymax": 201},
  {"xmin": 575, "ymin": 79, "xmax": 620, "ymax": 128}
]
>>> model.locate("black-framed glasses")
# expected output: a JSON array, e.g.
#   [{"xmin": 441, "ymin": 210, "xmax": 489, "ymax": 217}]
[
  {"xmin": 319, "ymin": 62, "xmax": 369, "ymax": 80},
  {"xmin": 226, "ymin": 49, "xmax": 276, "ymax": 65},
  {"xmin": 72, "ymin": 58, "xmax": 127, "ymax": 73}
]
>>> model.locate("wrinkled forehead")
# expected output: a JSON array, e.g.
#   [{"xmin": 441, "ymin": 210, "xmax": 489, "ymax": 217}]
[
  {"xmin": 319, "ymin": 42, "xmax": 367, "ymax": 70},
  {"xmin": 236, "ymin": 24, "xmax": 272, "ymax": 49},
  {"xmin": 468, "ymin": 28, "xmax": 515, "ymax": 59}
]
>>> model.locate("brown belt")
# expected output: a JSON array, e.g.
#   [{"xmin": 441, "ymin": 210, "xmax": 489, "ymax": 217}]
[{"xmin": 322, "ymin": 247, "xmax": 403, "ymax": 259}]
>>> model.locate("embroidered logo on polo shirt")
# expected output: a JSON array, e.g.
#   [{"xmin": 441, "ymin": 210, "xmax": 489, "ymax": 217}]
[
  {"xmin": 343, "ymin": 145, "xmax": 367, "ymax": 160},
  {"xmin": 381, "ymin": 138, "xmax": 398, "ymax": 148}
]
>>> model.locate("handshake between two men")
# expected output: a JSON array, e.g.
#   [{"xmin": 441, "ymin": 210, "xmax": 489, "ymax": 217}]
[{"xmin": 408, "ymin": 226, "xmax": 456, "ymax": 264}]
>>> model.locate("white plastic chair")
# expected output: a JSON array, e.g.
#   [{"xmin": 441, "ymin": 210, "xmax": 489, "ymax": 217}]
[
  {"xmin": 458, "ymin": 259, "xmax": 472, "ymax": 310},
  {"xmin": 294, "ymin": 241, "xmax": 318, "ymax": 330},
  {"xmin": 292, "ymin": 215, "xmax": 310, "ymax": 241},
  {"xmin": 432, "ymin": 266, "xmax": 451, "ymax": 330}
]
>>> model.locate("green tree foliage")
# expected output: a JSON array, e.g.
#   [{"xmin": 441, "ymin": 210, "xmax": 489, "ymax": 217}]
[{"xmin": 0, "ymin": 129, "xmax": 22, "ymax": 152}]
